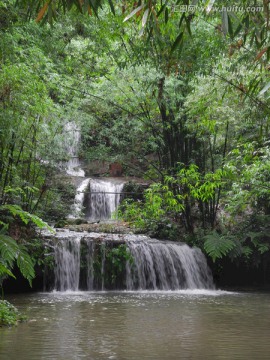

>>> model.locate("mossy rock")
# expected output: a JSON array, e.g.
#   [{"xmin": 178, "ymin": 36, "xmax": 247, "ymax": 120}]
[{"xmin": 54, "ymin": 219, "xmax": 69, "ymax": 228}]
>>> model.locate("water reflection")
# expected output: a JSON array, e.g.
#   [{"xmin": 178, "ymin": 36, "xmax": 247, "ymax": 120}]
[{"xmin": 1, "ymin": 291, "xmax": 270, "ymax": 359}]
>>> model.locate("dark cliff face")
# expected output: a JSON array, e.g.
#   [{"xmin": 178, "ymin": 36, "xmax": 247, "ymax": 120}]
[
  {"xmin": 3, "ymin": 265, "xmax": 44, "ymax": 294},
  {"xmin": 210, "ymin": 254, "xmax": 270, "ymax": 290}
]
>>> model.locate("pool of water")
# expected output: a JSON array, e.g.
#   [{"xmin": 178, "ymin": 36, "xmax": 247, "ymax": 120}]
[{"xmin": 1, "ymin": 290, "xmax": 270, "ymax": 359}]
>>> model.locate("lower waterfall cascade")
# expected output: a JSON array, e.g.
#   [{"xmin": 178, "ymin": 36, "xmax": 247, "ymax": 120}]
[{"xmin": 47, "ymin": 232, "xmax": 214, "ymax": 291}]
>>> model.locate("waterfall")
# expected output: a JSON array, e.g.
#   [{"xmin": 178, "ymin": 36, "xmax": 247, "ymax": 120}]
[
  {"xmin": 69, "ymin": 178, "xmax": 125, "ymax": 220},
  {"xmin": 84, "ymin": 178, "xmax": 125, "ymax": 221},
  {"xmin": 64, "ymin": 122, "xmax": 85, "ymax": 177},
  {"xmin": 63, "ymin": 122, "xmax": 125, "ymax": 220},
  {"xmin": 86, "ymin": 241, "xmax": 95, "ymax": 290},
  {"xmin": 54, "ymin": 235, "xmax": 81, "ymax": 291},
  {"xmin": 68, "ymin": 178, "xmax": 90, "ymax": 218},
  {"xmin": 126, "ymin": 240, "xmax": 214, "ymax": 290},
  {"xmin": 50, "ymin": 233, "xmax": 214, "ymax": 291}
]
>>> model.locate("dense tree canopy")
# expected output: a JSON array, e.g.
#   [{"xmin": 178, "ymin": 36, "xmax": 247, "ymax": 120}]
[{"xmin": 0, "ymin": 0, "xmax": 270, "ymax": 287}]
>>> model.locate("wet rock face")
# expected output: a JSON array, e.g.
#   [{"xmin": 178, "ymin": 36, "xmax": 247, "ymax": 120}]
[{"xmin": 109, "ymin": 162, "xmax": 123, "ymax": 177}]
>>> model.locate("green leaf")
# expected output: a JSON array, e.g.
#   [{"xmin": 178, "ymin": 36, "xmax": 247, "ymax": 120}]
[
  {"xmin": 221, "ymin": 9, "xmax": 228, "ymax": 35},
  {"xmin": 165, "ymin": 7, "xmax": 169, "ymax": 24},
  {"xmin": 142, "ymin": 8, "xmax": 149, "ymax": 28},
  {"xmin": 0, "ymin": 234, "xmax": 35, "ymax": 286},
  {"xmin": 0, "ymin": 263, "xmax": 16, "ymax": 279},
  {"xmin": 1, "ymin": 205, "xmax": 54, "ymax": 232},
  {"xmin": 157, "ymin": 4, "xmax": 166, "ymax": 17},
  {"xmin": 17, "ymin": 251, "xmax": 35, "ymax": 287},
  {"xmin": 234, "ymin": 22, "xmax": 242, "ymax": 37},
  {"xmin": 179, "ymin": 13, "xmax": 185, "ymax": 28},
  {"xmin": 0, "ymin": 234, "xmax": 19, "ymax": 268},
  {"xmin": 205, "ymin": 0, "xmax": 216, "ymax": 14},
  {"xmin": 228, "ymin": 14, "xmax": 233, "ymax": 39},
  {"xmin": 258, "ymin": 82, "xmax": 270, "ymax": 96},
  {"xmin": 170, "ymin": 32, "xmax": 183, "ymax": 54},
  {"xmin": 204, "ymin": 231, "xmax": 236, "ymax": 262},
  {"xmin": 107, "ymin": 0, "xmax": 115, "ymax": 15},
  {"xmin": 123, "ymin": 4, "xmax": 145, "ymax": 23}
]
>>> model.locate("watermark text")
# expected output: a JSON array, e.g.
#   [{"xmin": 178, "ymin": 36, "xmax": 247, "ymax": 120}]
[{"xmin": 173, "ymin": 5, "xmax": 263, "ymax": 13}]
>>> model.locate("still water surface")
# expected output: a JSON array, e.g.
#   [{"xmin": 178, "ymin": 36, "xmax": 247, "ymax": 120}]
[{"xmin": 1, "ymin": 290, "xmax": 270, "ymax": 360}]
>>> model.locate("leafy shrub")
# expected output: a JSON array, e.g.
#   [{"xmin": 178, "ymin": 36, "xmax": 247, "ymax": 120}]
[
  {"xmin": 105, "ymin": 244, "xmax": 134, "ymax": 284},
  {"xmin": 0, "ymin": 300, "xmax": 26, "ymax": 326}
]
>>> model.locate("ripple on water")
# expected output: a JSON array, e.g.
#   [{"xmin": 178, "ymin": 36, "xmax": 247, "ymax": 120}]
[{"xmin": 1, "ymin": 290, "xmax": 270, "ymax": 360}]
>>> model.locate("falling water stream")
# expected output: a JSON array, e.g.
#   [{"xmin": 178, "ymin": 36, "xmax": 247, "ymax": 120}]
[
  {"xmin": 64, "ymin": 122, "xmax": 85, "ymax": 177},
  {"xmin": 51, "ymin": 232, "xmax": 214, "ymax": 292},
  {"xmin": 2, "ymin": 123, "xmax": 269, "ymax": 359},
  {"xmin": 84, "ymin": 178, "xmax": 125, "ymax": 221},
  {"xmin": 69, "ymin": 178, "xmax": 125, "ymax": 220}
]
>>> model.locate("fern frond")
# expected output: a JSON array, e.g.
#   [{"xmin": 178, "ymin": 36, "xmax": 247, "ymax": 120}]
[
  {"xmin": 204, "ymin": 231, "xmax": 236, "ymax": 262},
  {"xmin": 17, "ymin": 251, "xmax": 35, "ymax": 287},
  {"xmin": 1, "ymin": 204, "xmax": 54, "ymax": 231},
  {"xmin": 0, "ymin": 234, "xmax": 19, "ymax": 268},
  {"xmin": 0, "ymin": 234, "xmax": 35, "ymax": 286},
  {"xmin": 0, "ymin": 263, "xmax": 16, "ymax": 279}
]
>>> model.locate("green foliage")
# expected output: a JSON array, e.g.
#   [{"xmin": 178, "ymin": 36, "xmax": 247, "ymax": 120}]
[
  {"xmin": 226, "ymin": 213, "xmax": 270, "ymax": 264},
  {"xmin": 39, "ymin": 180, "xmax": 76, "ymax": 222},
  {"xmin": 0, "ymin": 232, "xmax": 35, "ymax": 287},
  {"xmin": 0, "ymin": 300, "xmax": 26, "ymax": 327},
  {"xmin": 0, "ymin": 263, "xmax": 15, "ymax": 279},
  {"xmin": 0, "ymin": 204, "xmax": 54, "ymax": 288},
  {"xmin": 204, "ymin": 230, "xmax": 236, "ymax": 262},
  {"xmin": 0, "ymin": 0, "xmax": 269, "ymax": 274},
  {"xmin": 1, "ymin": 204, "xmax": 52, "ymax": 230},
  {"xmin": 105, "ymin": 244, "xmax": 133, "ymax": 284},
  {"xmin": 120, "ymin": 164, "xmax": 227, "ymax": 236},
  {"xmin": 26, "ymin": 237, "xmax": 55, "ymax": 271},
  {"xmin": 166, "ymin": 165, "xmax": 225, "ymax": 203},
  {"xmin": 248, "ymin": 230, "xmax": 270, "ymax": 255},
  {"xmin": 225, "ymin": 143, "xmax": 270, "ymax": 216},
  {"xmin": 119, "ymin": 181, "xmax": 184, "ymax": 237}
]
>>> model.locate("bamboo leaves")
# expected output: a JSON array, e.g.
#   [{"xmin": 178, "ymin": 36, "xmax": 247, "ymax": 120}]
[
  {"xmin": 258, "ymin": 82, "xmax": 270, "ymax": 97},
  {"xmin": 123, "ymin": 4, "xmax": 145, "ymax": 23},
  {"xmin": 35, "ymin": 1, "xmax": 50, "ymax": 23},
  {"xmin": 170, "ymin": 32, "xmax": 184, "ymax": 54}
]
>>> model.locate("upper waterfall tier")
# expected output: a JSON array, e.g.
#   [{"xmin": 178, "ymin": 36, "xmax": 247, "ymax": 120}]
[
  {"xmin": 64, "ymin": 122, "xmax": 85, "ymax": 177},
  {"xmin": 84, "ymin": 178, "xmax": 125, "ymax": 221},
  {"xmin": 69, "ymin": 178, "xmax": 125, "ymax": 220}
]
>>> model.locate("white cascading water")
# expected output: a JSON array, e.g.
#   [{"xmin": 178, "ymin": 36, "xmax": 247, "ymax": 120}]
[
  {"xmin": 86, "ymin": 241, "xmax": 95, "ymax": 290},
  {"xmin": 69, "ymin": 178, "xmax": 125, "ymax": 220},
  {"xmin": 85, "ymin": 179, "xmax": 125, "ymax": 221},
  {"xmin": 125, "ymin": 240, "xmax": 214, "ymax": 290},
  {"xmin": 64, "ymin": 122, "xmax": 85, "ymax": 177},
  {"xmin": 68, "ymin": 178, "xmax": 90, "ymax": 218},
  {"xmin": 54, "ymin": 235, "xmax": 81, "ymax": 291},
  {"xmin": 64, "ymin": 123, "xmax": 125, "ymax": 220},
  {"xmin": 56, "ymin": 123, "xmax": 214, "ymax": 292},
  {"xmin": 52, "ymin": 233, "xmax": 214, "ymax": 291}
]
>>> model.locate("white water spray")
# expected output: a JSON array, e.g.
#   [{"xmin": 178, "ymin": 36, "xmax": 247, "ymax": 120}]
[
  {"xmin": 64, "ymin": 122, "xmax": 85, "ymax": 177},
  {"xmin": 85, "ymin": 179, "xmax": 125, "ymax": 221},
  {"xmin": 52, "ymin": 233, "xmax": 214, "ymax": 291},
  {"xmin": 54, "ymin": 235, "xmax": 81, "ymax": 291}
]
